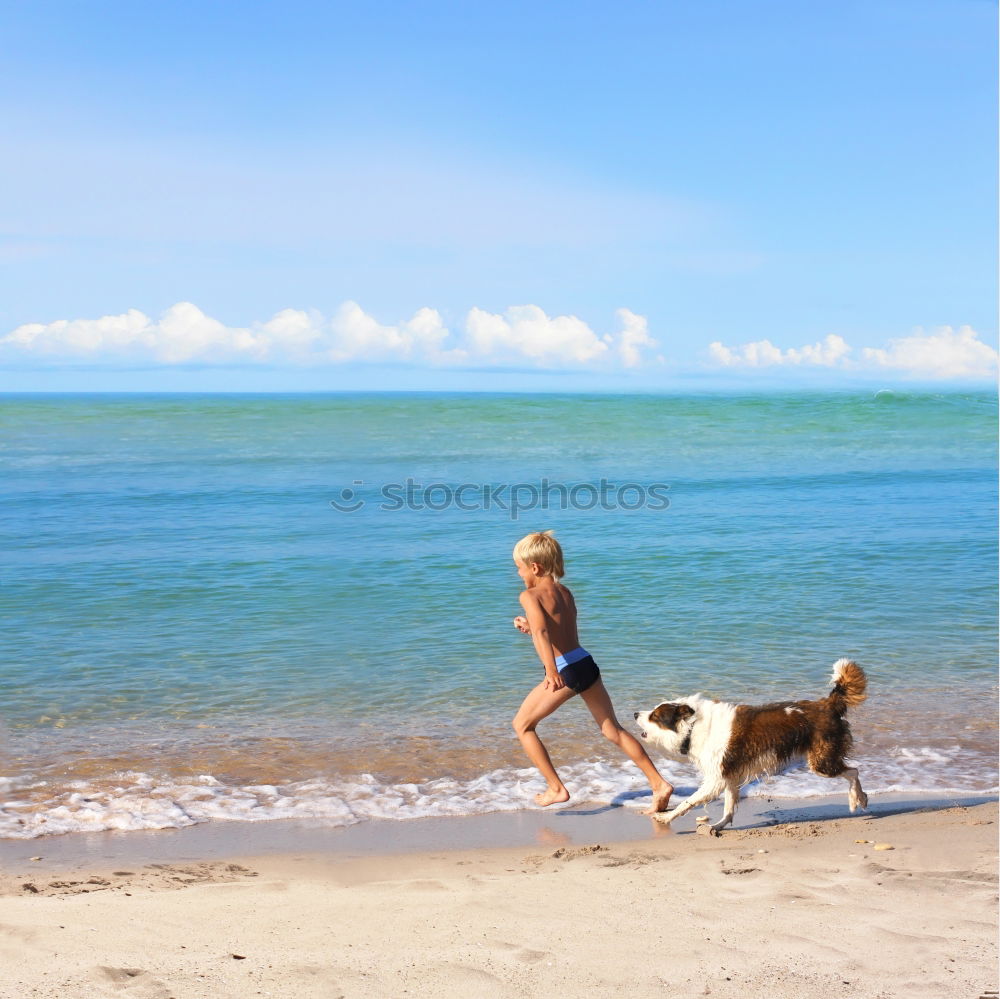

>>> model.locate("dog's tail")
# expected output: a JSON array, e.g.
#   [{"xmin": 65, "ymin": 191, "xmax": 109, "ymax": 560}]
[{"xmin": 827, "ymin": 658, "xmax": 867, "ymax": 714}]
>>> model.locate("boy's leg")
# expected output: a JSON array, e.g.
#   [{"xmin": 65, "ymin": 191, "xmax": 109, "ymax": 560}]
[
  {"xmin": 579, "ymin": 679, "xmax": 674, "ymax": 813},
  {"xmin": 512, "ymin": 681, "xmax": 577, "ymax": 806}
]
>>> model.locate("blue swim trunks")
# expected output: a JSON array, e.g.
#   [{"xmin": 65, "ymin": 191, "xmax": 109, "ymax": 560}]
[{"xmin": 554, "ymin": 646, "xmax": 601, "ymax": 694}]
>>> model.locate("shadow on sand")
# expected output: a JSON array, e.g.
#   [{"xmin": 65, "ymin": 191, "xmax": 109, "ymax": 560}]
[{"xmin": 555, "ymin": 788, "xmax": 997, "ymax": 832}]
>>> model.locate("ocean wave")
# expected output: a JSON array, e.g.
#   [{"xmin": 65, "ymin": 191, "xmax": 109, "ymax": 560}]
[{"xmin": 1, "ymin": 749, "xmax": 996, "ymax": 840}]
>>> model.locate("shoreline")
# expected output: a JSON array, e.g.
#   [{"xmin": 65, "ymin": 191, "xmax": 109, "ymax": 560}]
[{"xmin": 1, "ymin": 788, "xmax": 993, "ymax": 872}]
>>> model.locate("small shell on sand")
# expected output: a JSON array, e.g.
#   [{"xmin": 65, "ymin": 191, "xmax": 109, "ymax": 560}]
[{"xmin": 873, "ymin": 843, "xmax": 895, "ymax": 851}]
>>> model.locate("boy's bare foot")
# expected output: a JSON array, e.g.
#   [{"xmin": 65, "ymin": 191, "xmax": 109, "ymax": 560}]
[
  {"xmin": 534, "ymin": 787, "xmax": 570, "ymax": 807},
  {"xmin": 643, "ymin": 781, "xmax": 673, "ymax": 814}
]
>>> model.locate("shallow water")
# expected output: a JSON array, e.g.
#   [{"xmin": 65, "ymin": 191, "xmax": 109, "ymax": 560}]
[{"xmin": 1, "ymin": 390, "xmax": 996, "ymax": 838}]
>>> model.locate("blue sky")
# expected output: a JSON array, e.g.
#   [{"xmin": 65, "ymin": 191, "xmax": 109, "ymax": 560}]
[{"xmin": 1, "ymin": 0, "xmax": 996, "ymax": 391}]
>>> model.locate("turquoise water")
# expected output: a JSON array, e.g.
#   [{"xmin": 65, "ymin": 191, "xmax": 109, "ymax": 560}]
[{"xmin": 1, "ymin": 390, "xmax": 996, "ymax": 837}]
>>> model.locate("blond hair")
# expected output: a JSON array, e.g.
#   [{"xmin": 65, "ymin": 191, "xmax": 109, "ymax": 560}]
[{"xmin": 513, "ymin": 530, "xmax": 565, "ymax": 579}]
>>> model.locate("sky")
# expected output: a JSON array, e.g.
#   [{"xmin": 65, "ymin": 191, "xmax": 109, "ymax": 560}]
[{"xmin": 1, "ymin": 0, "xmax": 996, "ymax": 391}]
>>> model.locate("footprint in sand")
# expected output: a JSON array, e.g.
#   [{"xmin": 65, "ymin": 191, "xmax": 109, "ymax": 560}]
[
  {"xmin": 404, "ymin": 879, "xmax": 449, "ymax": 891},
  {"xmin": 94, "ymin": 966, "xmax": 171, "ymax": 998},
  {"xmin": 550, "ymin": 844, "xmax": 605, "ymax": 860},
  {"xmin": 291, "ymin": 964, "xmax": 346, "ymax": 996},
  {"xmin": 136, "ymin": 862, "xmax": 260, "ymax": 892},
  {"xmin": 490, "ymin": 938, "xmax": 552, "ymax": 964},
  {"xmin": 10, "ymin": 862, "xmax": 260, "ymax": 898},
  {"xmin": 98, "ymin": 967, "xmax": 145, "ymax": 982},
  {"xmin": 422, "ymin": 962, "xmax": 511, "ymax": 992},
  {"xmin": 600, "ymin": 851, "xmax": 663, "ymax": 868}
]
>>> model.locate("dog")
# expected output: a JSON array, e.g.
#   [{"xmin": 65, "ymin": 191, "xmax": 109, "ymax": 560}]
[{"xmin": 634, "ymin": 658, "xmax": 869, "ymax": 835}]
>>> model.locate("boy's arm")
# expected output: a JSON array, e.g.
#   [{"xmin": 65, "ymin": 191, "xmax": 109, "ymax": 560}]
[{"xmin": 519, "ymin": 591, "xmax": 564, "ymax": 690}]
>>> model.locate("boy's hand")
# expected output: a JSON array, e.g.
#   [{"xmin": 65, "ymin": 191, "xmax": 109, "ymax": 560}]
[
  {"xmin": 544, "ymin": 671, "xmax": 565, "ymax": 691},
  {"xmin": 513, "ymin": 615, "xmax": 531, "ymax": 634}
]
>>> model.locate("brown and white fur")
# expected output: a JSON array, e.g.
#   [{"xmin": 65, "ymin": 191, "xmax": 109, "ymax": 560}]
[{"xmin": 634, "ymin": 658, "xmax": 869, "ymax": 835}]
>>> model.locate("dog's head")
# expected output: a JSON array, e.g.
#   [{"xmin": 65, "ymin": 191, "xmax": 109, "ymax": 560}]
[{"xmin": 634, "ymin": 700, "xmax": 698, "ymax": 759}]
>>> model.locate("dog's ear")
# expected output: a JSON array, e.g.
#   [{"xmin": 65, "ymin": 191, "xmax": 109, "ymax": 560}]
[
  {"xmin": 650, "ymin": 702, "xmax": 695, "ymax": 729},
  {"xmin": 649, "ymin": 703, "xmax": 676, "ymax": 727}
]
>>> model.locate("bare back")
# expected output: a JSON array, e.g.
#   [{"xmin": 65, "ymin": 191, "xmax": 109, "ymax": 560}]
[{"xmin": 528, "ymin": 580, "xmax": 581, "ymax": 656}]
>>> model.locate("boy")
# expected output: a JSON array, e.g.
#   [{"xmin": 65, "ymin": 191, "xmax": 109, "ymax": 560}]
[{"xmin": 511, "ymin": 530, "xmax": 673, "ymax": 811}]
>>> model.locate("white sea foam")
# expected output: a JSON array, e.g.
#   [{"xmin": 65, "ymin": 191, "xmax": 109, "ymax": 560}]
[
  {"xmin": 889, "ymin": 744, "xmax": 961, "ymax": 765},
  {"xmin": 1, "ymin": 749, "xmax": 996, "ymax": 840}
]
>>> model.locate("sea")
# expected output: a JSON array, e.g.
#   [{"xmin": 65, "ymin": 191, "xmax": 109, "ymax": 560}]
[{"xmin": 1, "ymin": 390, "xmax": 996, "ymax": 840}]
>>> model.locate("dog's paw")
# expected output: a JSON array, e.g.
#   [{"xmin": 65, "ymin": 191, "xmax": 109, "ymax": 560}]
[
  {"xmin": 849, "ymin": 790, "xmax": 869, "ymax": 813},
  {"xmin": 696, "ymin": 823, "xmax": 721, "ymax": 838}
]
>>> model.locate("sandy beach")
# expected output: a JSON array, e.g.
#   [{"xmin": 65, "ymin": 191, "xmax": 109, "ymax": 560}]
[{"xmin": 1, "ymin": 797, "xmax": 995, "ymax": 999}]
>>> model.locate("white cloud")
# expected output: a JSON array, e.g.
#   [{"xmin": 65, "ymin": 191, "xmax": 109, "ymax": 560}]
[
  {"xmin": 257, "ymin": 308, "xmax": 324, "ymax": 353},
  {"xmin": 708, "ymin": 326, "xmax": 996, "ymax": 380},
  {"xmin": 327, "ymin": 302, "xmax": 460, "ymax": 363},
  {"xmin": 154, "ymin": 303, "xmax": 263, "ymax": 363},
  {"xmin": 614, "ymin": 309, "xmax": 662, "ymax": 368},
  {"xmin": 465, "ymin": 305, "xmax": 610, "ymax": 365},
  {"xmin": 8, "ymin": 305, "xmax": 993, "ymax": 381},
  {"xmin": 708, "ymin": 334, "xmax": 851, "ymax": 368},
  {"xmin": 4, "ymin": 303, "xmax": 284, "ymax": 364},
  {"xmin": 5, "ymin": 308, "xmax": 154, "ymax": 356},
  {"xmin": 1, "ymin": 301, "xmax": 658, "ymax": 370},
  {"xmin": 861, "ymin": 325, "xmax": 997, "ymax": 379},
  {"xmin": 463, "ymin": 305, "xmax": 662, "ymax": 368}
]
